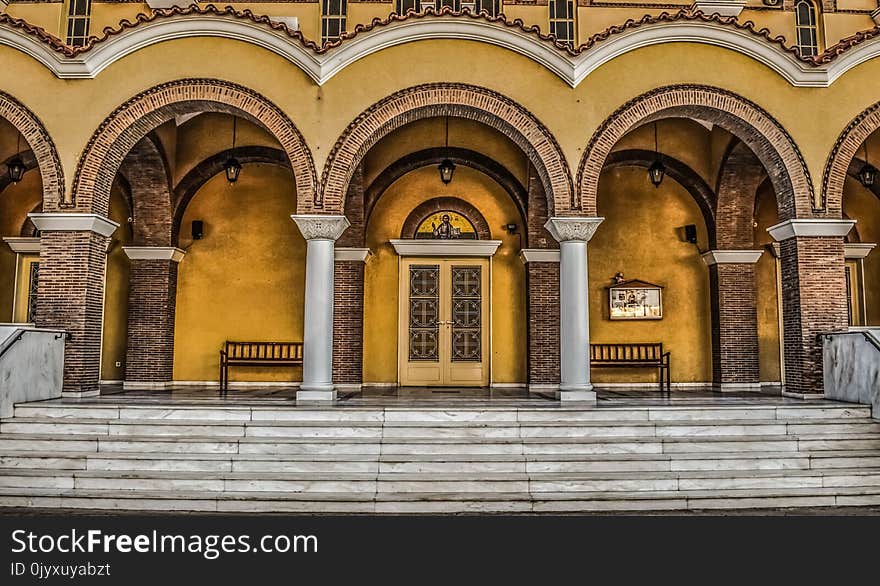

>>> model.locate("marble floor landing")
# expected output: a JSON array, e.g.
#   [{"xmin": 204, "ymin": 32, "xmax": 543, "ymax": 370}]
[{"xmin": 37, "ymin": 385, "xmax": 843, "ymax": 410}]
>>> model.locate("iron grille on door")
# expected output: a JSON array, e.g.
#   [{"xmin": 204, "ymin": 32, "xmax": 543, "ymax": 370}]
[
  {"xmin": 409, "ymin": 265, "xmax": 440, "ymax": 361},
  {"xmin": 451, "ymin": 266, "xmax": 481, "ymax": 362},
  {"xmin": 26, "ymin": 262, "xmax": 39, "ymax": 323}
]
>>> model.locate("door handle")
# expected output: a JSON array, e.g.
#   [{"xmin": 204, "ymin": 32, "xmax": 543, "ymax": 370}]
[{"xmin": 438, "ymin": 320, "xmax": 453, "ymax": 326}]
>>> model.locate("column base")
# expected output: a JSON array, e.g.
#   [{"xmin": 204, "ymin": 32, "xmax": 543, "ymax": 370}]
[
  {"xmin": 557, "ymin": 389, "xmax": 597, "ymax": 404},
  {"xmin": 123, "ymin": 381, "xmax": 173, "ymax": 390},
  {"xmin": 712, "ymin": 382, "xmax": 762, "ymax": 393},
  {"xmin": 296, "ymin": 389, "xmax": 337, "ymax": 402},
  {"xmin": 62, "ymin": 389, "xmax": 101, "ymax": 399},
  {"xmin": 334, "ymin": 383, "xmax": 362, "ymax": 393},
  {"xmin": 781, "ymin": 390, "xmax": 825, "ymax": 400}
]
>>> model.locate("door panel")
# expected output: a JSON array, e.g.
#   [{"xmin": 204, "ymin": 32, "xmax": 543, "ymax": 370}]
[{"xmin": 399, "ymin": 258, "xmax": 489, "ymax": 387}]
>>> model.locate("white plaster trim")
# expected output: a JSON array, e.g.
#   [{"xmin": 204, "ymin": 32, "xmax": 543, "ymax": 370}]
[
  {"xmin": 713, "ymin": 382, "xmax": 763, "ymax": 392},
  {"xmin": 0, "ymin": 16, "xmax": 877, "ymax": 88},
  {"xmin": 595, "ymin": 382, "xmax": 714, "ymax": 390},
  {"xmin": 28, "ymin": 213, "xmax": 118, "ymax": 237},
  {"xmin": 767, "ymin": 219, "xmax": 856, "ymax": 241},
  {"xmin": 390, "ymin": 239, "xmax": 502, "ymax": 257},
  {"xmin": 701, "ymin": 249, "xmax": 763, "ymax": 265},
  {"xmin": 3, "ymin": 237, "xmax": 40, "ymax": 254},
  {"xmin": 123, "ymin": 246, "xmax": 186, "ymax": 262},
  {"xmin": 489, "ymin": 383, "xmax": 527, "ymax": 388},
  {"xmin": 844, "ymin": 243, "xmax": 876, "ymax": 259},
  {"xmin": 691, "ymin": 1, "xmax": 746, "ymax": 17},
  {"xmin": 519, "ymin": 249, "xmax": 560, "ymax": 264},
  {"xmin": 167, "ymin": 380, "xmax": 301, "ymax": 389},
  {"xmin": 335, "ymin": 247, "xmax": 370, "ymax": 262}
]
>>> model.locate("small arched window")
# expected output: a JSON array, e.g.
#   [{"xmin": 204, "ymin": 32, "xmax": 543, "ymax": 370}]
[
  {"xmin": 395, "ymin": 0, "xmax": 499, "ymax": 16},
  {"xmin": 549, "ymin": 0, "xmax": 576, "ymax": 48},
  {"xmin": 794, "ymin": 0, "xmax": 819, "ymax": 57},
  {"xmin": 321, "ymin": 0, "xmax": 347, "ymax": 45},
  {"xmin": 65, "ymin": 0, "xmax": 92, "ymax": 47}
]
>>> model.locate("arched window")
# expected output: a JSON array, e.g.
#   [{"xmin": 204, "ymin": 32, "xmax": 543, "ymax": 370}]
[
  {"xmin": 549, "ymin": 0, "xmax": 576, "ymax": 48},
  {"xmin": 794, "ymin": 0, "xmax": 819, "ymax": 57},
  {"xmin": 322, "ymin": 0, "xmax": 347, "ymax": 45},
  {"xmin": 395, "ymin": 0, "xmax": 499, "ymax": 16},
  {"xmin": 65, "ymin": 0, "xmax": 92, "ymax": 47}
]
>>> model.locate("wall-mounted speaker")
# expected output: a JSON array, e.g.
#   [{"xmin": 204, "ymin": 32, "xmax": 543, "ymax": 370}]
[
  {"xmin": 684, "ymin": 224, "xmax": 697, "ymax": 244},
  {"xmin": 192, "ymin": 220, "xmax": 204, "ymax": 240}
]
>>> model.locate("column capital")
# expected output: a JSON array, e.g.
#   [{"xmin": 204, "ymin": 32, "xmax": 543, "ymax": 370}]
[
  {"xmin": 335, "ymin": 247, "xmax": 370, "ymax": 262},
  {"xmin": 291, "ymin": 214, "xmax": 350, "ymax": 241},
  {"xmin": 123, "ymin": 246, "xmax": 186, "ymax": 263},
  {"xmin": 844, "ymin": 243, "xmax": 876, "ymax": 259},
  {"xmin": 28, "ymin": 213, "xmax": 118, "ymax": 237},
  {"xmin": 544, "ymin": 217, "xmax": 604, "ymax": 243},
  {"xmin": 767, "ymin": 219, "xmax": 855, "ymax": 242},
  {"xmin": 701, "ymin": 249, "xmax": 763, "ymax": 266}
]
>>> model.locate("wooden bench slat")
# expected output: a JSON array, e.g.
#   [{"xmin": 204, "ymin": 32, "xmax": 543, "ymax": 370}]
[
  {"xmin": 590, "ymin": 343, "xmax": 670, "ymax": 395},
  {"xmin": 219, "ymin": 341, "xmax": 304, "ymax": 393}
]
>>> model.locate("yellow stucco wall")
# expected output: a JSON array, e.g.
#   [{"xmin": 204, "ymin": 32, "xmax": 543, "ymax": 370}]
[
  {"xmin": 754, "ymin": 182, "xmax": 782, "ymax": 383},
  {"xmin": 364, "ymin": 165, "xmax": 526, "ymax": 384},
  {"xmin": 173, "ymin": 164, "xmax": 304, "ymax": 383},
  {"xmin": 100, "ymin": 184, "xmax": 131, "ymax": 381},
  {"xmin": 591, "ymin": 166, "xmax": 713, "ymax": 384}
]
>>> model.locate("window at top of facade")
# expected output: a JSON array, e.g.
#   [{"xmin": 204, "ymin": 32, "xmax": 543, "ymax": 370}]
[
  {"xmin": 322, "ymin": 0, "xmax": 347, "ymax": 45},
  {"xmin": 794, "ymin": 0, "xmax": 819, "ymax": 57},
  {"xmin": 395, "ymin": 0, "xmax": 500, "ymax": 16},
  {"xmin": 549, "ymin": 0, "xmax": 576, "ymax": 49},
  {"xmin": 65, "ymin": 0, "xmax": 91, "ymax": 48}
]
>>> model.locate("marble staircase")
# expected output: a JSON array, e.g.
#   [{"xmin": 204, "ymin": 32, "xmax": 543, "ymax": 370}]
[{"xmin": 1, "ymin": 401, "xmax": 880, "ymax": 513}]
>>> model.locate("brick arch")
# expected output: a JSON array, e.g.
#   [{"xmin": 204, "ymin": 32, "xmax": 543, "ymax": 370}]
[
  {"xmin": 68, "ymin": 79, "xmax": 315, "ymax": 216},
  {"xmin": 577, "ymin": 85, "xmax": 815, "ymax": 220},
  {"xmin": 823, "ymin": 101, "xmax": 880, "ymax": 215},
  {"xmin": 117, "ymin": 134, "xmax": 173, "ymax": 246},
  {"xmin": 0, "ymin": 90, "xmax": 64, "ymax": 207},
  {"xmin": 400, "ymin": 197, "xmax": 493, "ymax": 241},
  {"xmin": 715, "ymin": 140, "xmax": 767, "ymax": 249},
  {"xmin": 320, "ymin": 83, "xmax": 572, "ymax": 216}
]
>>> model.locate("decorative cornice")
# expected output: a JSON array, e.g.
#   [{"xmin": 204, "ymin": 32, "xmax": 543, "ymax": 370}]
[
  {"xmin": 844, "ymin": 243, "xmax": 876, "ymax": 259},
  {"xmin": 701, "ymin": 249, "xmax": 763, "ymax": 265},
  {"xmin": 290, "ymin": 214, "xmax": 350, "ymax": 241},
  {"xmin": 28, "ymin": 213, "xmax": 118, "ymax": 237},
  {"xmin": 519, "ymin": 249, "xmax": 561, "ymax": 263},
  {"xmin": 767, "ymin": 219, "xmax": 856, "ymax": 241},
  {"xmin": 335, "ymin": 247, "xmax": 370, "ymax": 262},
  {"xmin": 545, "ymin": 217, "xmax": 604, "ymax": 242},
  {"xmin": 122, "ymin": 246, "xmax": 186, "ymax": 262},
  {"xmin": 390, "ymin": 239, "xmax": 503, "ymax": 257},
  {"xmin": 2, "ymin": 236, "xmax": 40, "ymax": 254},
  {"xmin": 691, "ymin": 0, "xmax": 746, "ymax": 17},
  {"xmin": 0, "ymin": 8, "xmax": 879, "ymax": 87}
]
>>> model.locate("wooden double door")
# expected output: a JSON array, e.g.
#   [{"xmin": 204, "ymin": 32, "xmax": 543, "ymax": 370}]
[{"xmin": 398, "ymin": 258, "xmax": 489, "ymax": 387}]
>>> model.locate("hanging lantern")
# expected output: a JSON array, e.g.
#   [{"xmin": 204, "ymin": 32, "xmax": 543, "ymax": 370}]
[
  {"xmin": 648, "ymin": 159, "xmax": 665, "ymax": 188},
  {"xmin": 858, "ymin": 143, "xmax": 876, "ymax": 188},
  {"xmin": 6, "ymin": 156, "xmax": 25, "ymax": 184},
  {"xmin": 224, "ymin": 157, "xmax": 242, "ymax": 184},
  {"xmin": 438, "ymin": 158, "xmax": 456, "ymax": 185}
]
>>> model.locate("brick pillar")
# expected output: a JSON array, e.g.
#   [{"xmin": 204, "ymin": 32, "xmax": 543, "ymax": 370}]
[
  {"xmin": 522, "ymin": 252, "xmax": 560, "ymax": 392},
  {"xmin": 333, "ymin": 249, "xmax": 368, "ymax": 390},
  {"xmin": 769, "ymin": 220, "xmax": 855, "ymax": 398},
  {"xmin": 703, "ymin": 251, "xmax": 764, "ymax": 391},
  {"xmin": 29, "ymin": 214, "xmax": 118, "ymax": 396},
  {"xmin": 122, "ymin": 247, "xmax": 184, "ymax": 388}
]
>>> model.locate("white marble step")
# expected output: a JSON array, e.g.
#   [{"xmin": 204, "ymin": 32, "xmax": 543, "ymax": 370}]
[{"xmin": 12, "ymin": 403, "xmax": 873, "ymax": 424}]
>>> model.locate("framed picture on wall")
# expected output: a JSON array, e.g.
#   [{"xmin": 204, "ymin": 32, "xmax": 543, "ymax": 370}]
[{"xmin": 608, "ymin": 279, "xmax": 663, "ymax": 320}]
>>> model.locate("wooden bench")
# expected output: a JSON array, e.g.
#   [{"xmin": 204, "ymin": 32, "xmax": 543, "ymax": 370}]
[
  {"xmin": 219, "ymin": 341, "xmax": 303, "ymax": 393},
  {"xmin": 590, "ymin": 343, "xmax": 671, "ymax": 395}
]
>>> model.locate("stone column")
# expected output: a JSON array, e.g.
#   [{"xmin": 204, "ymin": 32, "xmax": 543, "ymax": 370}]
[
  {"xmin": 333, "ymin": 248, "xmax": 369, "ymax": 392},
  {"xmin": 122, "ymin": 247, "xmax": 185, "ymax": 389},
  {"xmin": 291, "ymin": 215, "xmax": 350, "ymax": 402},
  {"xmin": 544, "ymin": 217, "xmax": 604, "ymax": 403},
  {"xmin": 701, "ymin": 250, "xmax": 764, "ymax": 392},
  {"xmin": 28, "ymin": 213, "xmax": 119, "ymax": 397},
  {"xmin": 520, "ymin": 249, "xmax": 560, "ymax": 394},
  {"xmin": 768, "ymin": 219, "xmax": 855, "ymax": 399}
]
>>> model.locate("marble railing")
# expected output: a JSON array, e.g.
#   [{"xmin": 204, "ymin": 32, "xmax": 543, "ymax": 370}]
[
  {"xmin": 0, "ymin": 324, "xmax": 65, "ymax": 418},
  {"xmin": 823, "ymin": 328, "xmax": 880, "ymax": 419}
]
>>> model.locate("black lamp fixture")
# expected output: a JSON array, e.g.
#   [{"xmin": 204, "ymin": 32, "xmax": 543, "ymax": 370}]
[
  {"xmin": 648, "ymin": 121, "xmax": 665, "ymax": 188},
  {"xmin": 7, "ymin": 131, "xmax": 26, "ymax": 184},
  {"xmin": 224, "ymin": 116, "xmax": 242, "ymax": 184},
  {"xmin": 438, "ymin": 116, "xmax": 455, "ymax": 185},
  {"xmin": 857, "ymin": 142, "xmax": 877, "ymax": 188}
]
